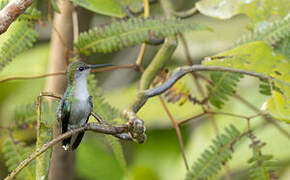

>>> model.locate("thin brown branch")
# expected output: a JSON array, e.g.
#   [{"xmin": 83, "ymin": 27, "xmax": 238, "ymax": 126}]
[
  {"xmin": 0, "ymin": 64, "xmax": 137, "ymax": 83},
  {"xmin": 91, "ymin": 64, "xmax": 136, "ymax": 72},
  {"xmin": 0, "ymin": 71, "xmax": 66, "ymax": 83},
  {"xmin": 4, "ymin": 122, "xmax": 130, "ymax": 180},
  {"xmin": 158, "ymin": 96, "xmax": 189, "ymax": 170},
  {"xmin": 0, "ymin": 0, "xmax": 35, "ymax": 34},
  {"xmin": 179, "ymin": 34, "xmax": 193, "ymax": 66},
  {"xmin": 178, "ymin": 110, "xmax": 262, "ymax": 126},
  {"xmin": 178, "ymin": 112, "xmax": 207, "ymax": 125},
  {"xmin": 234, "ymin": 94, "xmax": 290, "ymax": 139},
  {"xmin": 208, "ymin": 111, "xmax": 219, "ymax": 134},
  {"xmin": 179, "ymin": 33, "xmax": 206, "ymax": 97},
  {"xmin": 207, "ymin": 111, "xmax": 250, "ymax": 120}
]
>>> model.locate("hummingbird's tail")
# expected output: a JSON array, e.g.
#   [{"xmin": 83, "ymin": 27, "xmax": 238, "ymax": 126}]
[
  {"xmin": 62, "ymin": 132, "xmax": 84, "ymax": 151},
  {"xmin": 71, "ymin": 132, "xmax": 85, "ymax": 150}
]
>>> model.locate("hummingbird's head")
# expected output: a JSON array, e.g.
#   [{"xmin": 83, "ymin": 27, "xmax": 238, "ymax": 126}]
[{"xmin": 67, "ymin": 61, "xmax": 112, "ymax": 84}]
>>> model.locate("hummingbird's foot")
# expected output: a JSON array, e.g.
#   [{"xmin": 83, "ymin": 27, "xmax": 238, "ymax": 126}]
[
  {"xmin": 123, "ymin": 109, "xmax": 147, "ymax": 143},
  {"xmin": 62, "ymin": 144, "xmax": 69, "ymax": 151},
  {"xmin": 114, "ymin": 133, "xmax": 132, "ymax": 140}
]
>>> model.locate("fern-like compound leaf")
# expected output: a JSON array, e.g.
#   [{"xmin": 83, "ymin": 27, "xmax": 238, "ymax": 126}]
[
  {"xmin": 75, "ymin": 17, "xmax": 210, "ymax": 55},
  {"xmin": 248, "ymin": 132, "xmax": 278, "ymax": 180},
  {"xmin": 0, "ymin": 21, "xmax": 38, "ymax": 71},
  {"xmin": 207, "ymin": 72, "xmax": 243, "ymax": 109},
  {"xmin": 236, "ymin": 13, "xmax": 290, "ymax": 46},
  {"xmin": 13, "ymin": 101, "xmax": 58, "ymax": 130},
  {"xmin": 185, "ymin": 125, "xmax": 243, "ymax": 180},
  {"xmin": 2, "ymin": 136, "xmax": 35, "ymax": 180},
  {"xmin": 19, "ymin": 7, "xmax": 42, "ymax": 21}
]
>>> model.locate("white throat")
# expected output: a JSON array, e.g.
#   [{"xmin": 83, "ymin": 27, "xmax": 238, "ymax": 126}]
[{"xmin": 74, "ymin": 75, "xmax": 89, "ymax": 100}]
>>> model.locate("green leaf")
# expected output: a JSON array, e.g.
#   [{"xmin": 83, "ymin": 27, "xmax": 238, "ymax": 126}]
[
  {"xmin": 0, "ymin": 21, "xmax": 38, "ymax": 72},
  {"xmin": 207, "ymin": 72, "xmax": 243, "ymax": 109},
  {"xmin": 2, "ymin": 136, "xmax": 35, "ymax": 180},
  {"xmin": 75, "ymin": 17, "xmax": 211, "ymax": 55},
  {"xmin": 185, "ymin": 125, "xmax": 242, "ymax": 180},
  {"xmin": 203, "ymin": 41, "xmax": 290, "ymax": 123},
  {"xmin": 248, "ymin": 133, "xmax": 277, "ymax": 180},
  {"xmin": 266, "ymin": 91, "xmax": 290, "ymax": 123},
  {"xmin": 196, "ymin": 0, "xmax": 290, "ymax": 21},
  {"xmin": 71, "ymin": 0, "xmax": 126, "ymax": 17}
]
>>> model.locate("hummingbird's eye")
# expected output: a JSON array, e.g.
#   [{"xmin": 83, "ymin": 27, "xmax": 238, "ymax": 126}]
[{"xmin": 78, "ymin": 67, "xmax": 85, "ymax": 71}]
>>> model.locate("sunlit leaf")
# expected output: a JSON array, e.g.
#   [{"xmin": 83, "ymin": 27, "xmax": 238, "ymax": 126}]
[
  {"xmin": 266, "ymin": 91, "xmax": 290, "ymax": 123},
  {"xmin": 203, "ymin": 41, "xmax": 290, "ymax": 122},
  {"xmin": 196, "ymin": 0, "xmax": 290, "ymax": 21}
]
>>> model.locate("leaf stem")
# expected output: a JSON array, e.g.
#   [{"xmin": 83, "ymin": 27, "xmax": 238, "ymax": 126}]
[{"xmin": 159, "ymin": 96, "xmax": 189, "ymax": 170}]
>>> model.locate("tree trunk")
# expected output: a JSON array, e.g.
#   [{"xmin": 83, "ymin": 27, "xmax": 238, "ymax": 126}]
[{"xmin": 45, "ymin": 0, "xmax": 75, "ymax": 180}]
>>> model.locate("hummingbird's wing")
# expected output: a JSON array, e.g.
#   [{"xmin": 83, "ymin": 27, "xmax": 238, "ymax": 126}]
[{"xmin": 57, "ymin": 98, "xmax": 71, "ymax": 134}]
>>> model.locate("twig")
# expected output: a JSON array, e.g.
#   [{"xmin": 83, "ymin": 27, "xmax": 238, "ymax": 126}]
[
  {"xmin": 179, "ymin": 34, "xmax": 193, "ymax": 66},
  {"xmin": 4, "ymin": 122, "xmax": 130, "ymax": 180},
  {"xmin": 0, "ymin": 71, "xmax": 66, "ymax": 83},
  {"xmin": 135, "ymin": 0, "xmax": 150, "ymax": 71},
  {"xmin": 91, "ymin": 64, "xmax": 137, "ymax": 72},
  {"xmin": 207, "ymin": 111, "xmax": 250, "ymax": 120},
  {"xmin": 179, "ymin": 33, "xmax": 206, "ymax": 97},
  {"xmin": 0, "ymin": 0, "xmax": 35, "ymax": 34},
  {"xmin": 178, "ymin": 112, "xmax": 207, "ymax": 125},
  {"xmin": 136, "ymin": 44, "xmax": 147, "ymax": 71},
  {"xmin": 159, "ymin": 96, "xmax": 189, "ymax": 170},
  {"xmin": 234, "ymin": 94, "xmax": 290, "ymax": 139},
  {"xmin": 0, "ymin": 64, "xmax": 137, "ymax": 83}
]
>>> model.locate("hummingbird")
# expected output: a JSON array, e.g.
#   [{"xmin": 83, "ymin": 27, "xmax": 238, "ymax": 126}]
[{"xmin": 56, "ymin": 61, "xmax": 112, "ymax": 151}]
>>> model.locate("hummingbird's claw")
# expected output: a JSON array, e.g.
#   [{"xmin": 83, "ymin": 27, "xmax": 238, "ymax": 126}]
[{"xmin": 62, "ymin": 145, "xmax": 69, "ymax": 151}]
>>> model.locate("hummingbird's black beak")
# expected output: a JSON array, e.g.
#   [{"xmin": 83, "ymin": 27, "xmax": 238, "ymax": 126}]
[{"xmin": 88, "ymin": 64, "xmax": 113, "ymax": 69}]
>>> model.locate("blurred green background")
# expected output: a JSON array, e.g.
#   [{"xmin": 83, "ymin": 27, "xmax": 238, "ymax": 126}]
[{"xmin": 0, "ymin": 0, "xmax": 290, "ymax": 179}]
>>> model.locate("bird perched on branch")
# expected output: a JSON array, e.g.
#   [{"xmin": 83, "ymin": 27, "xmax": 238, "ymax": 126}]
[{"xmin": 56, "ymin": 61, "xmax": 112, "ymax": 151}]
